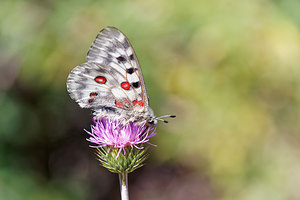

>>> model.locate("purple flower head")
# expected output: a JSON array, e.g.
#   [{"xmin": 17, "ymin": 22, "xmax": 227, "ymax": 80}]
[{"xmin": 85, "ymin": 119, "xmax": 157, "ymax": 157}]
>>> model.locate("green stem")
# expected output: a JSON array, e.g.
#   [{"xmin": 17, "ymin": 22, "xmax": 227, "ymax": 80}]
[{"xmin": 119, "ymin": 173, "xmax": 129, "ymax": 200}]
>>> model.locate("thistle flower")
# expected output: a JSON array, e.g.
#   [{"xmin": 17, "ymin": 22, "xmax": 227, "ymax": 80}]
[
  {"xmin": 84, "ymin": 119, "xmax": 157, "ymax": 174},
  {"xmin": 85, "ymin": 119, "xmax": 156, "ymax": 155}
]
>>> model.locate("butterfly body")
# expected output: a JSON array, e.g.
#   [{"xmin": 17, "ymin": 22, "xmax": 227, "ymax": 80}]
[{"xmin": 67, "ymin": 27, "xmax": 157, "ymax": 125}]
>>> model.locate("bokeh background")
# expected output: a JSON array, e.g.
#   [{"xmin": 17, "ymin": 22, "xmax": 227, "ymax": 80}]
[{"xmin": 1, "ymin": 0, "xmax": 300, "ymax": 199}]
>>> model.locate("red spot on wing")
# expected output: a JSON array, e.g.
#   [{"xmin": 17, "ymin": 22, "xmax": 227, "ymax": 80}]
[
  {"xmin": 132, "ymin": 100, "xmax": 138, "ymax": 106},
  {"xmin": 94, "ymin": 76, "xmax": 106, "ymax": 84},
  {"xmin": 132, "ymin": 100, "xmax": 144, "ymax": 107},
  {"xmin": 121, "ymin": 82, "xmax": 131, "ymax": 90},
  {"xmin": 90, "ymin": 92, "xmax": 98, "ymax": 97},
  {"xmin": 138, "ymin": 100, "xmax": 144, "ymax": 107},
  {"xmin": 116, "ymin": 101, "xmax": 124, "ymax": 108},
  {"xmin": 88, "ymin": 98, "xmax": 94, "ymax": 103},
  {"xmin": 116, "ymin": 99, "xmax": 131, "ymax": 108}
]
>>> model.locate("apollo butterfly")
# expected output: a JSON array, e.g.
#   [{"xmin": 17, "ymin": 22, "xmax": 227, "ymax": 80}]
[{"xmin": 66, "ymin": 26, "xmax": 175, "ymax": 125}]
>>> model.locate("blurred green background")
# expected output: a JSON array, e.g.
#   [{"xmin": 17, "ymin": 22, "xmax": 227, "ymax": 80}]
[{"xmin": 1, "ymin": 0, "xmax": 300, "ymax": 199}]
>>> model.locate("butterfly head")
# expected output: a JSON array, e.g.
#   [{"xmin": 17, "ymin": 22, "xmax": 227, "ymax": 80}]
[
  {"xmin": 145, "ymin": 107, "xmax": 157, "ymax": 125},
  {"xmin": 147, "ymin": 118, "xmax": 157, "ymax": 126}
]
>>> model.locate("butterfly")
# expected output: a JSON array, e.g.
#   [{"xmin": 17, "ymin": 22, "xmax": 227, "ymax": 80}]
[{"xmin": 67, "ymin": 26, "xmax": 175, "ymax": 125}]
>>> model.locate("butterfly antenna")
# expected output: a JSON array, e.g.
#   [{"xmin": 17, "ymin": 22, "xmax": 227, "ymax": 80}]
[
  {"xmin": 156, "ymin": 118, "xmax": 169, "ymax": 123},
  {"xmin": 156, "ymin": 115, "xmax": 176, "ymax": 119},
  {"xmin": 155, "ymin": 115, "xmax": 176, "ymax": 123}
]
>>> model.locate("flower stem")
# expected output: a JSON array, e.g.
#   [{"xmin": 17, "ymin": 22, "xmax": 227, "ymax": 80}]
[{"xmin": 119, "ymin": 173, "xmax": 129, "ymax": 200}]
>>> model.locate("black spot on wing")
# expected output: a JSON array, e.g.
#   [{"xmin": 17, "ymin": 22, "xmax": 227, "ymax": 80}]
[
  {"xmin": 117, "ymin": 56, "xmax": 126, "ymax": 62},
  {"xmin": 132, "ymin": 81, "xmax": 140, "ymax": 88},
  {"xmin": 126, "ymin": 68, "xmax": 135, "ymax": 74},
  {"xmin": 129, "ymin": 54, "xmax": 134, "ymax": 60}
]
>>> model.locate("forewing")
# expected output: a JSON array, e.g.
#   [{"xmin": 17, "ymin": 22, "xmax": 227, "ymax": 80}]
[{"xmin": 86, "ymin": 26, "xmax": 149, "ymax": 108}]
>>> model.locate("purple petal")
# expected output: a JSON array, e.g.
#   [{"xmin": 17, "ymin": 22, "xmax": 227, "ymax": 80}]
[{"xmin": 84, "ymin": 119, "xmax": 157, "ymax": 156}]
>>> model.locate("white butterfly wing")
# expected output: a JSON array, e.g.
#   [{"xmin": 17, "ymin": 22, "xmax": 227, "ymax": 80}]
[
  {"xmin": 86, "ymin": 26, "xmax": 149, "ymax": 108},
  {"xmin": 67, "ymin": 26, "xmax": 149, "ymax": 113}
]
